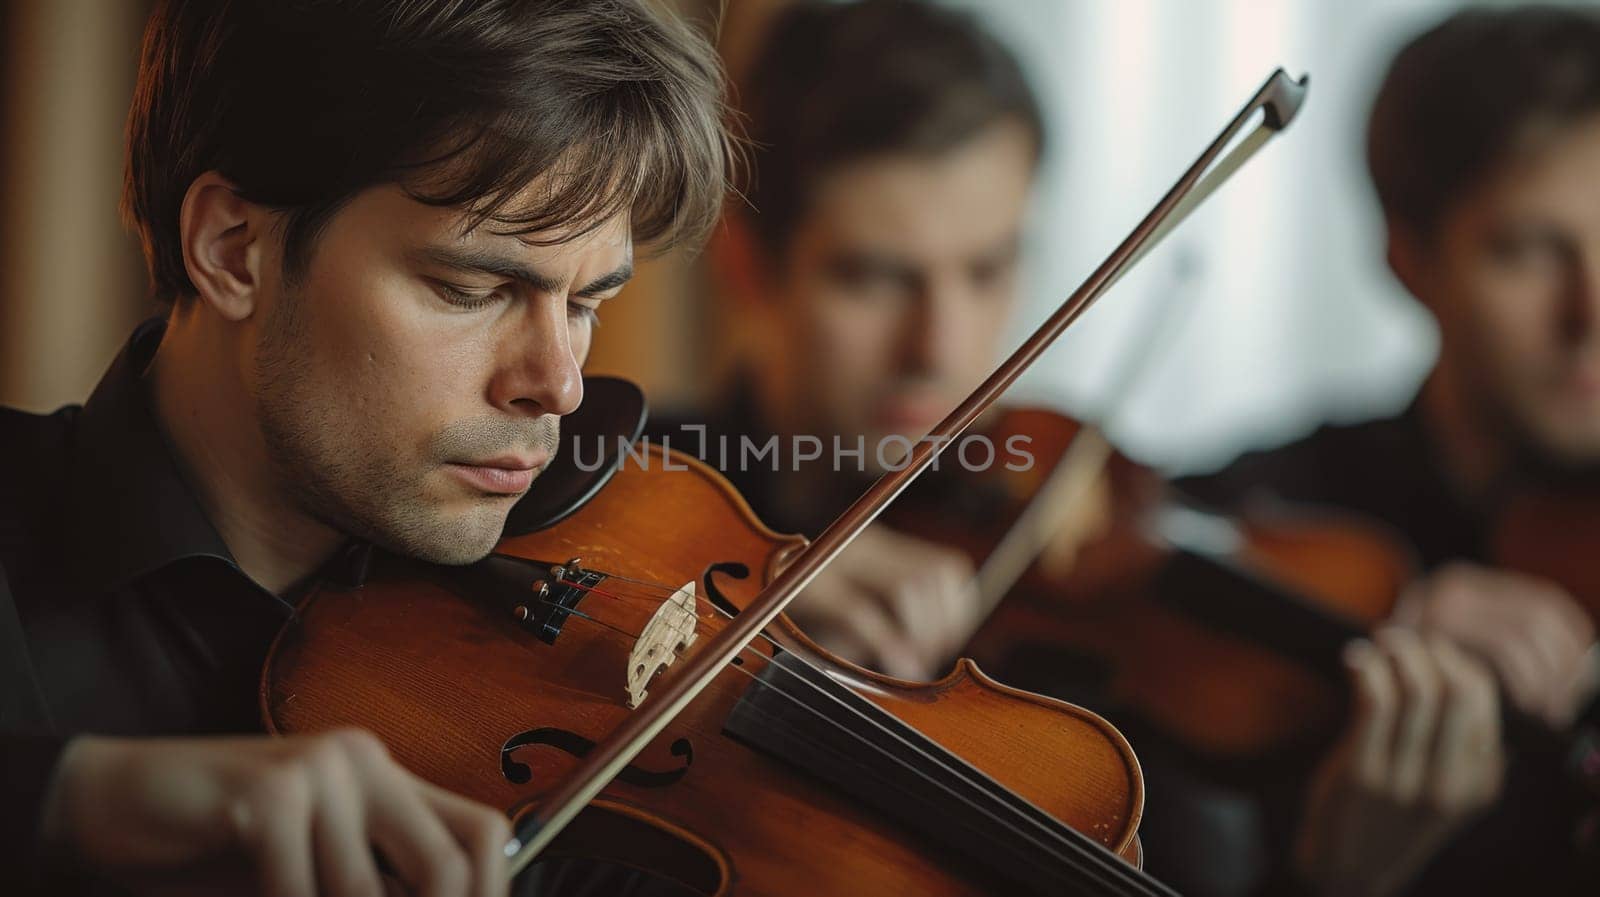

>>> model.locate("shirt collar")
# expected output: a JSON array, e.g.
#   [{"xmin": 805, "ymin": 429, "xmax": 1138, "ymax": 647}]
[
  {"xmin": 59, "ymin": 319, "xmax": 375, "ymax": 597},
  {"xmin": 62, "ymin": 318, "xmax": 239, "ymax": 595}
]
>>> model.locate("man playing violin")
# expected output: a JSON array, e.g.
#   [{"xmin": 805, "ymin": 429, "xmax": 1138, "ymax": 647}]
[
  {"xmin": 1183, "ymin": 7, "xmax": 1600, "ymax": 895},
  {"xmin": 0, "ymin": 1, "xmax": 730, "ymax": 893}
]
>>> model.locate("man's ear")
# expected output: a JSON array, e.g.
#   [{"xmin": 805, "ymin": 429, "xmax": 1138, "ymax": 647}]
[
  {"xmin": 1385, "ymin": 218, "xmax": 1430, "ymax": 306},
  {"xmin": 178, "ymin": 172, "xmax": 267, "ymax": 321}
]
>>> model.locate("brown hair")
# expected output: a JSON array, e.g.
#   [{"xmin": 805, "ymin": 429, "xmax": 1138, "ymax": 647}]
[
  {"xmin": 741, "ymin": 0, "xmax": 1043, "ymax": 258},
  {"xmin": 124, "ymin": 0, "xmax": 733, "ymax": 301},
  {"xmin": 1368, "ymin": 5, "xmax": 1600, "ymax": 239}
]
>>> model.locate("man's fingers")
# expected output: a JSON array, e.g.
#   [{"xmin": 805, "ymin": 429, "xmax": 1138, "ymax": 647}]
[
  {"xmin": 307, "ymin": 741, "xmax": 384, "ymax": 897},
  {"xmin": 1529, "ymin": 601, "xmax": 1590, "ymax": 670},
  {"xmin": 1343, "ymin": 638, "xmax": 1398, "ymax": 789},
  {"xmin": 354, "ymin": 740, "xmax": 472, "ymax": 897},
  {"xmin": 1521, "ymin": 605, "xmax": 1595, "ymax": 723},
  {"xmin": 880, "ymin": 579, "xmax": 952, "ymax": 672},
  {"xmin": 881, "ymin": 562, "xmax": 978, "ymax": 674},
  {"xmin": 852, "ymin": 538, "xmax": 960, "ymax": 616},
  {"xmin": 1376, "ymin": 628, "xmax": 1441, "ymax": 804},
  {"xmin": 788, "ymin": 524, "xmax": 984, "ymax": 680},
  {"xmin": 238, "ymin": 765, "xmax": 318, "ymax": 897},
  {"xmin": 799, "ymin": 587, "xmax": 926, "ymax": 679},
  {"xmin": 1516, "ymin": 601, "xmax": 1571, "ymax": 673},
  {"xmin": 1426, "ymin": 639, "xmax": 1502, "ymax": 812},
  {"xmin": 937, "ymin": 565, "xmax": 986, "ymax": 658},
  {"xmin": 416, "ymin": 779, "xmax": 513, "ymax": 897},
  {"xmin": 1400, "ymin": 563, "xmax": 1595, "ymax": 726},
  {"xmin": 856, "ymin": 534, "xmax": 978, "ymax": 673},
  {"xmin": 368, "ymin": 792, "xmax": 471, "ymax": 897},
  {"xmin": 1490, "ymin": 632, "xmax": 1552, "ymax": 716}
]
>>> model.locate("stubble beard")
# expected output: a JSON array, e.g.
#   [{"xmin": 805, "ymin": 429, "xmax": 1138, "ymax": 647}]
[
  {"xmin": 253, "ymin": 289, "xmax": 530, "ymax": 565},
  {"xmin": 1473, "ymin": 362, "xmax": 1600, "ymax": 490}
]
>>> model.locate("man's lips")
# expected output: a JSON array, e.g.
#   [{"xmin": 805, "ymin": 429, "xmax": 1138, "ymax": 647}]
[{"xmin": 445, "ymin": 452, "xmax": 551, "ymax": 495}]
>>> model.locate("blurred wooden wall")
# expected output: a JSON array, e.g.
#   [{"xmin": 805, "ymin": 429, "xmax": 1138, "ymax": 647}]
[{"xmin": 0, "ymin": 0, "xmax": 151, "ymax": 413}]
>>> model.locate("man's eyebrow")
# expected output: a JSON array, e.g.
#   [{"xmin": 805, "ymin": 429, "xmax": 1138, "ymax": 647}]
[
  {"xmin": 574, "ymin": 263, "xmax": 634, "ymax": 298},
  {"xmin": 410, "ymin": 247, "xmax": 633, "ymax": 298},
  {"xmin": 411, "ymin": 247, "xmax": 564, "ymax": 294}
]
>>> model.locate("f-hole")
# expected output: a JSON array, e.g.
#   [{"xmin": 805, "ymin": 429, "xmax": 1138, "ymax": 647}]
[
  {"xmin": 501, "ymin": 728, "xmax": 693, "ymax": 788},
  {"xmin": 701, "ymin": 562, "xmax": 748, "ymax": 619}
]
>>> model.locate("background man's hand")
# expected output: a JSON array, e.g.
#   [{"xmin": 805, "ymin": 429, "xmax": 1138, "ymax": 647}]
[
  {"xmin": 1293, "ymin": 629, "xmax": 1503, "ymax": 897},
  {"xmin": 785, "ymin": 523, "xmax": 985, "ymax": 680},
  {"xmin": 41, "ymin": 729, "xmax": 511, "ymax": 897},
  {"xmin": 1395, "ymin": 562, "xmax": 1597, "ymax": 729}
]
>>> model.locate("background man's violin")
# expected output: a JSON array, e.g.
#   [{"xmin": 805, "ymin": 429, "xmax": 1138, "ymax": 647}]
[
  {"xmin": 891, "ymin": 407, "xmax": 1414, "ymax": 764},
  {"xmin": 896, "ymin": 403, "xmax": 1600, "ymax": 774}
]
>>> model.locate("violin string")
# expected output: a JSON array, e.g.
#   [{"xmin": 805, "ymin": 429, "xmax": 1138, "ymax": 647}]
[
  {"xmin": 552, "ymin": 574, "xmax": 754, "ymax": 633},
  {"xmin": 533, "ymin": 579, "xmax": 1154, "ymax": 895}
]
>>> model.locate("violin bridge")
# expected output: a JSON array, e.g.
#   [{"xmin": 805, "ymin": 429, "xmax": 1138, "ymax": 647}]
[{"xmin": 626, "ymin": 580, "xmax": 700, "ymax": 708}]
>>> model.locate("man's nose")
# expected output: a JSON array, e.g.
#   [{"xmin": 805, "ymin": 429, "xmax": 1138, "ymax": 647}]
[
  {"xmin": 490, "ymin": 303, "xmax": 584, "ymax": 417},
  {"xmin": 1559, "ymin": 246, "xmax": 1600, "ymax": 346},
  {"xmin": 903, "ymin": 281, "xmax": 967, "ymax": 378}
]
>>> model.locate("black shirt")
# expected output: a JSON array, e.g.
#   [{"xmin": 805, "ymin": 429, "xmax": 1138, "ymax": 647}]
[
  {"xmin": 0, "ymin": 320, "xmax": 370, "ymax": 888},
  {"xmin": 1176, "ymin": 406, "xmax": 1485, "ymax": 568}
]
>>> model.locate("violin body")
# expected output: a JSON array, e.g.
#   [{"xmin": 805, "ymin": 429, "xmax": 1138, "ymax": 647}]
[
  {"xmin": 263, "ymin": 444, "xmax": 1148, "ymax": 895},
  {"xmin": 895, "ymin": 408, "xmax": 1414, "ymax": 762}
]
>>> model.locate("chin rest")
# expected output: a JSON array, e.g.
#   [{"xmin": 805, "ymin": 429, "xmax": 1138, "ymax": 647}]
[{"xmin": 502, "ymin": 376, "xmax": 647, "ymax": 535}]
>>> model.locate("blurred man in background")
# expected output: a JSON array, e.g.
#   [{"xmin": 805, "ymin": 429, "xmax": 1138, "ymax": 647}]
[
  {"xmin": 653, "ymin": 0, "xmax": 1046, "ymax": 680},
  {"xmin": 1183, "ymin": 7, "xmax": 1600, "ymax": 895}
]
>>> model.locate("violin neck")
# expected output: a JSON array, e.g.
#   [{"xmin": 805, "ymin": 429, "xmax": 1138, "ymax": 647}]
[{"xmin": 1148, "ymin": 542, "xmax": 1365, "ymax": 682}]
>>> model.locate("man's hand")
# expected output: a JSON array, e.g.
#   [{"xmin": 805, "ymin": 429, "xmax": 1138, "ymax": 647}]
[
  {"xmin": 1395, "ymin": 562, "xmax": 1598, "ymax": 729},
  {"xmin": 1293, "ymin": 628, "xmax": 1503, "ymax": 897},
  {"xmin": 785, "ymin": 523, "xmax": 984, "ymax": 681},
  {"xmin": 41, "ymin": 729, "xmax": 511, "ymax": 897}
]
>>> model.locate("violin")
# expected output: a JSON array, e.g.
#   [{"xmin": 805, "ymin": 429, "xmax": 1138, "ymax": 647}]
[
  {"xmin": 264, "ymin": 433, "xmax": 1154, "ymax": 895},
  {"xmin": 259, "ymin": 70, "xmax": 1310, "ymax": 894},
  {"xmin": 889, "ymin": 408, "xmax": 1415, "ymax": 764}
]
